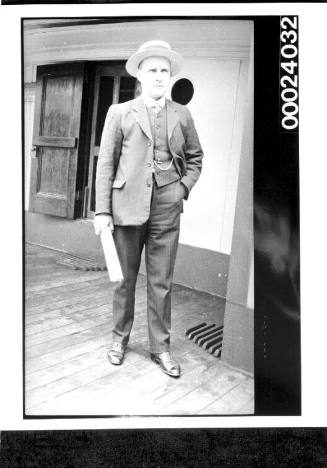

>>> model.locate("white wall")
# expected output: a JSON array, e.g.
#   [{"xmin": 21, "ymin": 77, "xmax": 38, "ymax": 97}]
[{"xmin": 170, "ymin": 58, "xmax": 249, "ymax": 254}]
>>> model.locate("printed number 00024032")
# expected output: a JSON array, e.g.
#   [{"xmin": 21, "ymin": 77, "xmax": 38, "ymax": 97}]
[{"xmin": 280, "ymin": 16, "xmax": 299, "ymax": 131}]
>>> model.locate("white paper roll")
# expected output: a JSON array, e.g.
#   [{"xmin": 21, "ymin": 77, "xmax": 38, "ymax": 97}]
[{"xmin": 100, "ymin": 227, "xmax": 123, "ymax": 282}]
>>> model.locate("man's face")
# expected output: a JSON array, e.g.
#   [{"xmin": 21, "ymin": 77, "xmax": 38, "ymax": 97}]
[{"xmin": 136, "ymin": 56, "xmax": 171, "ymax": 100}]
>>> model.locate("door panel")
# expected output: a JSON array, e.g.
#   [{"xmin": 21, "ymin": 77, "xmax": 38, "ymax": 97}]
[
  {"xmin": 38, "ymin": 148, "xmax": 69, "ymax": 195},
  {"xmin": 42, "ymin": 75, "xmax": 74, "ymax": 137},
  {"xmin": 29, "ymin": 63, "xmax": 84, "ymax": 219},
  {"xmin": 86, "ymin": 64, "xmax": 139, "ymax": 217}
]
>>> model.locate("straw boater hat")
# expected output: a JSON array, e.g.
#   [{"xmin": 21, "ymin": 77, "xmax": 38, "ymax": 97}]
[{"xmin": 126, "ymin": 40, "xmax": 183, "ymax": 77}]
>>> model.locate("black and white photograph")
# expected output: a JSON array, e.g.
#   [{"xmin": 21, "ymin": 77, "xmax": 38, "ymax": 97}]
[
  {"xmin": 23, "ymin": 17, "xmax": 255, "ymax": 416},
  {"xmin": 4, "ymin": 0, "xmax": 327, "ymax": 463}
]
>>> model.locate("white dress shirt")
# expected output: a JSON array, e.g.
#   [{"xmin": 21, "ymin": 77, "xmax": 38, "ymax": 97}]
[{"xmin": 142, "ymin": 94, "xmax": 166, "ymax": 113}]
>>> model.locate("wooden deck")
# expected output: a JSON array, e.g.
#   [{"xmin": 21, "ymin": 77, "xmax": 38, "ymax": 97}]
[{"xmin": 25, "ymin": 243, "xmax": 254, "ymax": 416}]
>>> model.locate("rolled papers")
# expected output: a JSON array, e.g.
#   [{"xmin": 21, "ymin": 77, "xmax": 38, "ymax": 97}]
[{"xmin": 100, "ymin": 227, "xmax": 123, "ymax": 282}]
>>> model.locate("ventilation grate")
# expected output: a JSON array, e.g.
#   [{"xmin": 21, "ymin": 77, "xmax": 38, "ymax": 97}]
[
  {"xmin": 56, "ymin": 254, "xmax": 107, "ymax": 271},
  {"xmin": 185, "ymin": 322, "xmax": 224, "ymax": 358}
]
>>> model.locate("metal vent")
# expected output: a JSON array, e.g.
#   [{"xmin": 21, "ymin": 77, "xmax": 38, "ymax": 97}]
[
  {"xmin": 185, "ymin": 322, "xmax": 224, "ymax": 358},
  {"xmin": 56, "ymin": 254, "xmax": 106, "ymax": 271}
]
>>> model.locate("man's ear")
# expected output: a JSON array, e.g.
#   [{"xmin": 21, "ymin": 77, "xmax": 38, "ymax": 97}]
[{"xmin": 136, "ymin": 69, "xmax": 141, "ymax": 82}]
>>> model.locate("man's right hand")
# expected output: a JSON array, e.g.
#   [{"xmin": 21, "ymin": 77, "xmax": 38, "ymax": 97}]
[{"xmin": 94, "ymin": 214, "xmax": 114, "ymax": 235}]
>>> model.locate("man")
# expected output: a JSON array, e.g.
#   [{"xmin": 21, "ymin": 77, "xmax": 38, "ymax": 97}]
[{"xmin": 94, "ymin": 40, "xmax": 203, "ymax": 378}]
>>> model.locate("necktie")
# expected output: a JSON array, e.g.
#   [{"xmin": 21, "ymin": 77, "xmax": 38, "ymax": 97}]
[{"xmin": 151, "ymin": 102, "xmax": 162, "ymax": 114}]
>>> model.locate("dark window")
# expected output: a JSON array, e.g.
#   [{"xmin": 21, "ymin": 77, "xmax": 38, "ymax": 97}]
[
  {"xmin": 171, "ymin": 78, "xmax": 194, "ymax": 105},
  {"xmin": 90, "ymin": 156, "xmax": 98, "ymax": 213},
  {"xmin": 119, "ymin": 76, "xmax": 136, "ymax": 103},
  {"xmin": 95, "ymin": 76, "xmax": 114, "ymax": 146}
]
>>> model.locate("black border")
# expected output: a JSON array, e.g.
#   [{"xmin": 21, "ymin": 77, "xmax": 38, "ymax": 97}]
[
  {"xmin": 21, "ymin": 15, "xmax": 300, "ymax": 418},
  {"xmin": 3, "ymin": 0, "xmax": 327, "ymax": 4},
  {"xmin": 254, "ymin": 16, "xmax": 300, "ymax": 415},
  {"xmin": 2, "ymin": 428, "xmax": 326, "ymax": 466}
]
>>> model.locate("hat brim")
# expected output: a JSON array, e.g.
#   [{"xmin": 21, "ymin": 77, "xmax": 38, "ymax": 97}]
[{"xmin": 126, "ymin": 49, "xmax": 183, "ymax": 77}]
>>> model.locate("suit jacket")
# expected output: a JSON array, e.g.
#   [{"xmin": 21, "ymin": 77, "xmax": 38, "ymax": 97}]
[{"xmin": 95, "ymin": 95, "xmax": 203, "ymax": 225}]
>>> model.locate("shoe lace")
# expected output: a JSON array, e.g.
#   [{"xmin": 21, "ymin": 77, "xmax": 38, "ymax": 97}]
[{"xmin": 161, "ymin": 352, "xmax": 175, "ymax": 368}]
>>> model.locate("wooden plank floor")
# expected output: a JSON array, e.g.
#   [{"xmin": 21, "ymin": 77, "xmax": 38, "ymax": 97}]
[{"xmin": 25, "ymin": 243, "xmax": 254, "ymax": 416}]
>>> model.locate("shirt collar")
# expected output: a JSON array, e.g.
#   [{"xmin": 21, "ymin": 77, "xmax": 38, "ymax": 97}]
[{"xmin": 142, "ymin": 93, "xmax": 166, "ymax": 110}]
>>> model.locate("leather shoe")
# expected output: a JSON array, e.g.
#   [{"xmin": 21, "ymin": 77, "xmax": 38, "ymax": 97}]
[
  {"xmin": 150, "ymin": 351, "xmax": 181, "ymax": 378},
  {"xmin": 107, "ymin": 342, "xmax": 126, "ymax": 365}
]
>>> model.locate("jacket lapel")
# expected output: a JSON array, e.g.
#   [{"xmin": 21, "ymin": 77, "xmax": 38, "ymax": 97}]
[
  {"xmin": 132, "ymin": 96, "xmax": 152, "ymax": 141},
  {"xmin": 166, "ymin": 99, "xmax": 179, "ymax": 142}
]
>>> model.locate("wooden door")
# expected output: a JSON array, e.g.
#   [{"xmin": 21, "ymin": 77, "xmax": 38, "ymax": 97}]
[
  {"xmin": 29, "ymin": 63, "xmax": 84, "ymax": 219},
  {"xmin": 86, "ymin": 64, "xmax": 139, "ymax": 217}
]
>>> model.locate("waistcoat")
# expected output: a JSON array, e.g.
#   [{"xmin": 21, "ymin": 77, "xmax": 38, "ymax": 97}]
[{"xmin": 146, "ymin": 105, "xmax": 180, "ymax": 187}]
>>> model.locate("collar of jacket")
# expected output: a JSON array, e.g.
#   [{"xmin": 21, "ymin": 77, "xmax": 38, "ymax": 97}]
[{"xmin": 131, "ymin": 95, "xmax": 179, "ymax": 142}]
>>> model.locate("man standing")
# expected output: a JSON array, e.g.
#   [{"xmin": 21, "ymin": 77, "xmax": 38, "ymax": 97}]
[{"xmin": 94, "ymin": 40, "xmax": 203, "ymax": 378}]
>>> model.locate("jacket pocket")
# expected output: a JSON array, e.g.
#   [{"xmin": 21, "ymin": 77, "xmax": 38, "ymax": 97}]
[{"xmin": 112, "ymin": 179, "xmax": 126, "ymax": 189}]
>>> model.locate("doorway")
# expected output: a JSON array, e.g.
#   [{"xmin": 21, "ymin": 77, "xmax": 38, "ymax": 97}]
[{"xmin": 84, "ymin": 63, "xmax": 140, "ymax": 218}]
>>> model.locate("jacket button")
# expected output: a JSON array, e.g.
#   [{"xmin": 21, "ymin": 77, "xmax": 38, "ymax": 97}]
[
  {"xmin": 147, "ymin": 162, "xmax": 152, "ymax": 167},
  {"xmin": 147, "ymin": 182, "xmax": 151, "ymax": 187},
  {"xmin": 147, "ymin": 141, "xmax": 152, "ymax": 146}
]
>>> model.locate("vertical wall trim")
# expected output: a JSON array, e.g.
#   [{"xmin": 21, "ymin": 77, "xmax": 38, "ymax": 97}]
[
  {"xmin": 219, "ymin": 60, "xmax": 242, "ymax": 252},
  {"xmin": 24, "ymin": 83, "xmax": 36, "ymax": 210},
  {"xmin": 221, "ymin": 28, "xmax": 254, "ymax": 373}
]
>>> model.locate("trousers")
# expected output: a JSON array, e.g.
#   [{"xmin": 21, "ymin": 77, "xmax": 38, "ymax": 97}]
[{"xmin": 112, "ymin": 178, "xmax": 183, "ymax": 353}]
